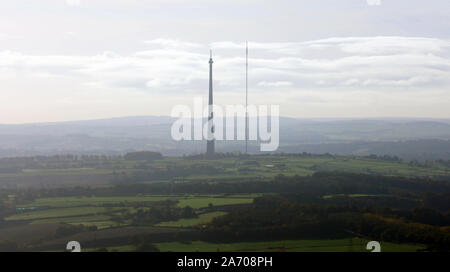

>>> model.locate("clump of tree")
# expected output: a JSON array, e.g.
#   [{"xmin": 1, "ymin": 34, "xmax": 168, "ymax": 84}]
[
  {"xmin": 124, "ymin": 205, "xmax": 197, "ymax": 226},
  {"xmin": 203, "ymin": 195, "xmax": 450, "ymax": 251},
  {"xmin": 131, "ymin": 236, "xmax": 160, "ymax": 252},
  {"xmin": 124, "ymin": 151, "xmax": 163, "ymax": 162},
  {"xmin": 364, "ymin": 154, "xmax": 402, "ymax": 162}
]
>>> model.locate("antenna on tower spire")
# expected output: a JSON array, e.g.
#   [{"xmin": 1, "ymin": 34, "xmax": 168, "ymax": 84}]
[{"xmin": 207, "ymin": 49, "xmax": 215, "ymax": 157}]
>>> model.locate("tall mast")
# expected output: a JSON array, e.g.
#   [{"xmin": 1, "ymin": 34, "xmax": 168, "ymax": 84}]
[
  {"xmin": 245, "ymin": 42, "xmax": 248, "ymax": 154},
  {"xmin": 207, "ymin": 50, "xmax": 215, "ymax": 157}
]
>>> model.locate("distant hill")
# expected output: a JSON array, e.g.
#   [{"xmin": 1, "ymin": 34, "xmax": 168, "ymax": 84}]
[{"xmin": 0, "ymin": 116, "xmax": 449, "ymax": 160}]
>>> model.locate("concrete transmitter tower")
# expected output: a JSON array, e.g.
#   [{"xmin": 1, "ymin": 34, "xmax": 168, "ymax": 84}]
[{"xmin": 206, "ymin": 50, "xmax": 215, "ymax": 157}]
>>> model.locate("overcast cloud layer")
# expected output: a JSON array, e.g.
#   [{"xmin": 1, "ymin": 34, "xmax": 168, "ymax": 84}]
[{"xmin": 0, "ymin": 0, "xmax": 449, "ymax": 123}]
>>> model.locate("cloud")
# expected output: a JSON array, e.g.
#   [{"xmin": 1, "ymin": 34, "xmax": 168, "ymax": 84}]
[
  {"xmin": 0, "ymin": 33, "xmax": 23, "ymax": 41},
  {"xmin": 366, "ymin": 0, "xmax": 381, "ymax": 6},
  {"xmin": 1, "ymin": 37, "xmax": 448, "ymax": 92},
  {"xmin": 66, "ymin": 0, "xmax": 81, "ymax": 6},
  {"xmin": 144, "ymin": 39, "xmax": 202, "ymax": 49},
  {"xmin": 0, "ymin": 37, "xmax": 449, "ymax": 121},
  {"xmin": 258, "ymin": 81, "xmax": 293, "ymax": 87}
]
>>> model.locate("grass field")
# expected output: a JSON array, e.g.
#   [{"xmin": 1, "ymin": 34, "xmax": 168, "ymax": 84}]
[
  {"xmin": 155, "ymin": 239, "xmax": 424, "ymax": 252},
  {"xmin": 157, "ymin": 211, "xmax": 227, "ymax": 227},
  {"xmin": 18, "ymin": 195, "xmax": 178, "ymax": 208},
  {"xmin": 84, "ymin": 245, "xmax": 137, "ymax": 252},
  {"xmin": 172, "ymin": 156, "xmax": 450, "ymax": 181},
  {"xmin": 30, "ymin": 214, "xmax": 112, "ymax": 225},
  {"xmin": 9, "ymin": 194, "xmax": 256, "ymax": 229},
  {"xmin": 2, "ymin": 155, "xmax": 449, "ymax": 189},
  {"xmin": 29, "ymin": 215, "xmax": 124, "ymax": 229},
  {"xmin": 5, "ymin": 206, "xmax": 124, "ymax": 221},
  {"xmin": 322, "ymin": 194, "xmax": 387, "ymax": 199},
  {"xmin": 177, "ymin": 197, "xmax": 254, "ymax": 209},
  {"xmin": 18, "ymin": 194, "xmax": 258, "ymax": 209}
]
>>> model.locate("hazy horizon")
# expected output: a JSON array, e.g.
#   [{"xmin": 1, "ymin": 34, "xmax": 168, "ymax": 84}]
[{"xmin": 1, "ymin": 114, "xmax": 450, "ymax": 126}]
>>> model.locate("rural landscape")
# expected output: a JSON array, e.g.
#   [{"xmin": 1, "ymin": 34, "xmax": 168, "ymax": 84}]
[
  {"xmin": 1, "ymin": 0, "xmax": 449, "ymax": 257},
  {"xmin": 0, "ymin": 151, "xmax": 449, "ymax": 252}
]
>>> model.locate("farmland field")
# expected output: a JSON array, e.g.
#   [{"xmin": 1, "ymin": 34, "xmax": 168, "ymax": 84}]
[
  {"xmin": 18, "ymin": 194, "xmax": 260, "ymax": 209},
  {"xmin": 0, "ymin": 153, "xmax": 449, "ymax": 252},
  {"xmin": 3, "ymin": 194, "xmax": 257, "ymax": 233},
  {"xmin": 17, "ymin": 196, "xmax": 178, "ymax": 208},
  {"xmin": 5, "ymin": 207, "xmax": 124, "ymax": 221},
  {"xmin": 82, "ymin": 238, "xmax": 423, "ymax": 252},
  {"xmin": 176, "ymin": 197, "xmax": 254, "ymax": 209},
  {"xmin": 1, "ymin": 154, "xmax": 449, "ymax": 189},
  {"xmin": 157, "ymin": 211, "xmax": 227, "ymax": 227},
  {"xmin": 155, "ymin": 239, "xmax": 424, "ymax": 252},
  {"xmin": 30, "ymin": 215, "xmax": 112, "ymax": 225}
]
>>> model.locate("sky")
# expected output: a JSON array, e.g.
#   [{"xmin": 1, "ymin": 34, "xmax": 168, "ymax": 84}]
[{"xmin": 0, "ymin": 0, "xmax": 449, "ymax": 123}]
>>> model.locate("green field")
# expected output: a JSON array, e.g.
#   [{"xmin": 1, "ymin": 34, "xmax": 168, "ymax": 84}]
[
  {"xmin": 155, "ymin": 239, "xmax": 424, "ymax": 252},
  {"xmin": 18, "ymin": 195, "xmax": 177, "ymax": 208},
  {"xmin": 9, "ymin": 194, "xmax": 256, "ymax": 229},
  {"xmin": 5, "ymin": 207, "xmax": 124, "ymax": 221},
  {"xmin": 322, "ymin": 194, "xmax": 387, "ymax": 199},
  {"xmin": 177, "ymin": 197, "xmax": 254, "ymax": 209},
  {"xmin": 178, "ymin": 156, "xmax": 450, "ymax": 181},
  {"xmin": 84, "ymin": 245, "xmax": 137, "ymax": 252},
  {"xmin": 3, "ymin": 155, "xmax": 449, "ymax": 189},
  {"xmin": 29, "ymin": 215, "xmax": 124, "ymax": 229},
  {"xmin": 30, "ymin": 214, "xmax": 112, "ymax": 225},
  {"xmin": 18, "ymin": 194, "xmax": 258, "ymax": 209},
  {"xmin": 157, "ymin": 211, "xmax": 227, "ymax": 227}
]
